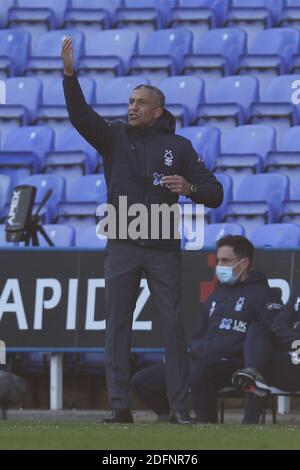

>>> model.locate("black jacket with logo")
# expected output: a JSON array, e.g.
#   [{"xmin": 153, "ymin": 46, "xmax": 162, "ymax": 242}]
[
  {"xmin": 272, "ymin": 290, "xmax": 300, "ymax": 351},
  {"xmin": 189, "ymin": 271, "xmax": 282, "ymax": 364},
  {"xmin": 63, "ymin": 74, "xmax": 223, "ymax": 250}
]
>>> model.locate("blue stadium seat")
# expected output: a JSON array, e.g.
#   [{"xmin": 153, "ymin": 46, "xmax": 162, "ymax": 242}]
[
  {"xmin": 238, "ymin": 28, "xmax": 299, "ymax": 92},
  {"xmin": 176, "ymin": 126, "xmax": 220, "ymax": 170},
  {"xmin": 19, "ymin": 174, "xmax": 66, "ymax": 222},
  {"xmin": 250, "ymin": 223, "xmax": 300, "ymax": 248},
  {"xmin": 193, "ymin": 172, "xmax": 233, "ymax": 225},
  {"xmin": 35, "ymin": 76, "xmax": 96, "ymax": 142},
  {"xmin": 159, "ymin": 76, "xmax": 204, "ymax": 127},
  {"xmin": 170, "ymin": 0, "xmax": 230, "ymax": 43},
  {"xmin": 64, "ymin": 0, "xmax": 121, "ymax": 41},
  {"xmin": 0, "ymin": 126, "xmax": 54, "ymax": 185},
  {"xmin": 183, "ymin": 28, "xmax": 247, "ymax": 96},
  {"xmin": 0, "ymin": 224, "xmax": 15, "ymax": 246},
  {"xmin": 224, "ymin": 173, "xmax": 290, "ymax": 237},
  {"xmin": 129, "ymin": 29, "xmax": 193, "ymax": 86},
  {"xmin": 0, "ymin": 77, "xmax": 42, "ymax": 143},
  {"xmin": 0, "ymin": 175, "xmax": 12, "ymax": 220},
  {"xmin": 278, "ymin": 0, "xmax": 300, "ymax": 28},
  {"xmin": 0, "ymin": 0, "xmax": 16, "ymax": 28},
  {"xmin": 94, "ymin": 76, "xmax": 149, "ymax": 123},
  {"xmin": 75, "ymin": 225, "xmax": 107, "ymax": 249},
  {"xmin": 56, "ymin": 128, "xmax": 100, "ymax": 173},
  {"xmin": 115, "ymin": 0, "xmax": 176, "ymax": 48},
  {"xmin": 196, "ymin": 75, "xmax": 259, "ymax": 132},
  {"xmin": 7, "ymin": 0, "xmax": 69, "ymax": 48},
  {"xmin": 36, "ymin": 224, "xmax": 75, "ymax": 247},
  {"xmin": 214, "ymin": 125, "xmax": 276, "ymax": 195},
  {"xmin": 0, "ymin": 29, "xmax": 30, "ymax": 78},
  {"xmin": 56, "ymin": 175, "xmax": 107, "ymax": 230},
  {"xmin": 67, "ymin": 175, "xmax": 106, "ymax": 202},
  {"xmin": 203, "ymin": 222, "xmax": 245, "ymax": 249},
  {"xmin": 78, "ymin": 29, "xmax": 138, "ymax": 85},
  {"xmin": 26, "ymin": 29, "xmax": 84, "ymax": 88},
  {"xmin": 265, "ymin": 126, "xmax": 300, "ymax": 201},
  {"xmin": 225, "ymin": 0, "xmax": 284, "ymax": 46},
  {"xmin": 249, "ymin": 74, "xmax": 300, "ymax": 145},
  {"xmin": 181, "ymin": 173, "xmax": 233, "ymax": 249}
]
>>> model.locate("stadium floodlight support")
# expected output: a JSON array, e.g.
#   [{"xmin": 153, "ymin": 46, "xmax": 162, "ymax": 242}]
[{"xmin": 5, "ymin": 185, "xmax": 54, "ymax": 247}]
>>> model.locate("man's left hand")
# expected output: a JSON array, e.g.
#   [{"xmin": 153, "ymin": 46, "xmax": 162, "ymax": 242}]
[{"xmin": 162, "ymin": 175, "xmax": 191, "ymax": 196}]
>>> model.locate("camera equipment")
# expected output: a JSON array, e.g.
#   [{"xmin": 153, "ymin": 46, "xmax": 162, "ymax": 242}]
[{"xmin": 5, "ymin": 185, "xmax": 54, "ymax": 246}]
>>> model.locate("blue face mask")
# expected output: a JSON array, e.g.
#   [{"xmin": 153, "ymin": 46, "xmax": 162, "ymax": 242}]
[{"xmin": 216, "ymin": 259, "xmax": 245, "ymax": 285}]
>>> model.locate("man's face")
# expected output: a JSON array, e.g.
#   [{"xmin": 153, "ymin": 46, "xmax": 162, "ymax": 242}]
[
  {"xmin": 128, "ymin": 88, "xmax": 163, "ymax": 128},
  {"xmin": 216, "ymin": 245, "xmax": 249, "ymax": 280},
  {"xmin": 216, "ymin": 246, "xmax": 239, "ymax": 268}
]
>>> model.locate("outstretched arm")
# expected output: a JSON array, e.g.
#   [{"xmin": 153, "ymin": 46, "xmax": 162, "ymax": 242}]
[{"xmin": 61, "ymin": 37, "xmax": 113, "ymax": 155}]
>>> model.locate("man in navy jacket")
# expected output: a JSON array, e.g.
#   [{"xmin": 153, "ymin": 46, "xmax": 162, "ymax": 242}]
[
  {"xmin": 132, "ymin": 235, "xmax": 281, "ymax": 423},
  {"xmin": 61, "ymin": 37, "xmax": 223, "ymax": 424},
  {"xmin": 233, "ymin": 291, "xmax": 300, "ymax": 423}
]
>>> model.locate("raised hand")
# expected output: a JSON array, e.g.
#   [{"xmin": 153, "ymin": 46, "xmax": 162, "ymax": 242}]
[{"xmin": 61, "ymin": 36, "xmax": 74, "ymax": 76}]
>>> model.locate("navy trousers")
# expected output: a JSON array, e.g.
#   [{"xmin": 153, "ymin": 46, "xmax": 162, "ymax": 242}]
[{"xmin": 104, "ymin": 240, "xmax": 189, "ymax": 412}]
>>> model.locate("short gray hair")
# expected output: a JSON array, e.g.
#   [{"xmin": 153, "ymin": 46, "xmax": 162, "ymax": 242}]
[{"xmin": 133, "ymin": 84, "xmax": 165, "ymax": 108}]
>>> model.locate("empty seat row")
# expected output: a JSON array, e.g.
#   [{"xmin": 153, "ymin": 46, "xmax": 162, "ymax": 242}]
[
  {"xmin": 1, "ymin": 220, "xmax": 300, "ymax": 249},
  {"xmin": 3, "ymin": 1, "xmax": 300, "ymax": 48},
  {"xmin": 1, "ymin": 73, "xmax": 300, "ymax": 146}
]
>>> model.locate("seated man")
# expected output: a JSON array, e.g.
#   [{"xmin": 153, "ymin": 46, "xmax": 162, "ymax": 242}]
[
  {"xmin": 132, "ymin": 235, "xmax": 282, "ymax": 423},
  {"xmin": 233, "ymin": 290, "xmax": 300, "ymax": 423}
]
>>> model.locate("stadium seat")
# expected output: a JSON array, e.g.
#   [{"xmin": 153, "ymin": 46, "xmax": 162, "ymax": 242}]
[
  {"xmin": 115, "ymin": 0, "xmax": 176, "ymax": 48},
  {"xmin": 56, "ymin": 175, "xmax": 107, "ymax": 230},
  {"xmin": 56, "ymin": 128, "xmax": 101, "ymax": 173},
  {"xmin": 67, "ymin": 175, "xmax": 107, "ymax": 203},
  {"xmin": 176, "ymin": 126, "xmax": 220, "ymax": 170},
  {"xmin": 26, "ymin": 29, "xmax": 84, "ymax": 88},
  {"xmin": 279, "ymin": 0, "xmax": 300, "ymax": 29},
  {"xmin": 129, "ymin": 29, "xmax": 193, "ymax": 86},
  {"xmin": 0, "ymin": 77, "xmax": 42, "ymax": 143},
  {"xmin": 170, "ymin": 0, "xmax": 230, "ymax": 43},
  {"xmin": 0, "ymin": 175, "xmax": 12, "ymax": 220},
  {"xmin": 64, "ymin": 0, "xmax": 122, "ymax": 41},
  {"xmin": 238, "ymin": 29, "xmax": 299, "ymax": 92},
  {"xmin": 0, "ymin": 126, "xmax": 54, "ymax": 185},
  {"xmin": 196, "ymin": 75, "xmax": 259, "ymax": 132},
  {"xmin": 224, "ymin": 173, "xmax": 290, "ymax": 237},
  {"xmin": 18, "ymin": 174, "xmax": 66, "ymax": 222},
  {"xmin": 7, "ymin": 0, "xmax": 69, "ymax": 47},
  {"xmin": 181, "ymin": 173, "xmax": 233, "ymax": 249},
  {"xmin": 0, "ymin": 0, "xmax": 16, "ymax": 28},
  {"xmin": 78, "ymin": 29, "xmax": 138, "ymax": 85},
  {"xmin": 159, "ymin": 76, "xmax": 204, "ymax": 127},
  {"xmin": 225, "ymin": 0, "xmax": 284, "ymax": 46},
  {"xmin": 265, "ymin": 126, "xmax": 300, "ymax": 201},
  {"xmin": 250, "ymin": 223, "xmax": 300, "ymax": 248},
  {"xmin": 203, "ymin": 222, "xmax": 245, "ymax": 249},
  {"xmin": 0, "ymin": 29, "xmax": 30, "ymax": 78},
  {"xmin": 35, "ymin": 76, "xmax": 96, "ymax": 142},
  {"xmin": 182, "ymin": 28, "xmax": 247, "ymax": 96},
  {"xmin": 249, "ymin": 75, "xmax": 300, "ymax": 145},
  {"xmin": 94, "ymin": 76, "xmax": 149, "ymax": 123},
  {"xmin": 214, "ymin": 125, "xmax": 276, "ymax": 195},
  {"xmin": 0, "ymin": 224, "xmax": 14, "ymax": 246},
  {"xmin": 75, "ymin": 225, "xmax": 107, "ymax": 249},
  {"xmin": 36, "ymin": 224, "xmax": 75, "ymax": 247}
]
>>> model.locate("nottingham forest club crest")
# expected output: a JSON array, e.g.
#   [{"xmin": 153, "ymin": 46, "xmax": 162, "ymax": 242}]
[{"xmin": 163, "ymin": 149, "xmax": 174, "ymax": 167}]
